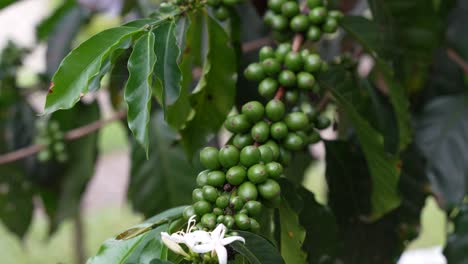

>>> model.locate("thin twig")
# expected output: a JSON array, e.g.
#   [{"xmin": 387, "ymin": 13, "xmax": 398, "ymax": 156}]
[
  {"xmin": 447, "ymin": 48, "xmax": 468, "ymax": 74},
  {"xmin": 0, "ymin": 111, "xmax": 126, "ymax": 165}
]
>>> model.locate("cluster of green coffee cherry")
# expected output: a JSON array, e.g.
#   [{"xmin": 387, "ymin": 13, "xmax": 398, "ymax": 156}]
[
  {"xmin": 35, "ymin": 120, "xmax": 68, "ymax": 163},
  {"xmin": 206, "ymin": 0, "xmax": 242, "ymax": 21},
  {"xmin": 264, "ymin": 0, "xmax": 343, "ymax": 41}
]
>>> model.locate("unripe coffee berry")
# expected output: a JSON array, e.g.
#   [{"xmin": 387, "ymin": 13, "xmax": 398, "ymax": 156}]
[
  {"xmin": 226, "ymin": 165, "xmax": 247, "ymax": 185},
  {"xmin": 234, "ymin": 213, "xmax": 251, "ymax": 230},
  {"xmin": 315, "ymin": 115, "xmax": 331, "ymax": 129},
  {"xmin": 308, "ymin": 131, "xmax": 321, "ymax": 144},
  {"xmin": 275, "ymin": 43, "xmax": 292, "ymax": 62},
  {"xmin": 265, "ymin": 140, "xmax": 280, "ymax": 160},
  {"xmin": 213, "ymin": 207, "xmax": 224, "ymax": 216},
  {"xmin": 278, "ymin": 70, "xmax": 296, "ymax": 87},
  {"xmin": 218, "ymin": 145, "xmax": 240, "ymax": 168},
  {"xmin": 262, "ymin": 58, "xmax": 281, "ymax": 76},
  {"xmin": 271, "ymin": 122, "xmax": 288, "ymax": 140},
  {"xmin": 279, "ymin": 147, "xmax": 292, "ymax": 165},
  {"xmin": 259, "ymin": 46, "xmax": 275, "ymax": 61},
  {"xmin": 329, "ymin": 10, "xmax": 344, "ymax": 20},
  {"xmin": 251, "ymin": 121, "xmax": 270, "ymax": 143},
  {"xmin": 196, "ymin": 170, "xmax": 209, "ymax": 187},
  {"xmin": 323, "ymin": 17, "xmax": 338, "ymax": 33},
  {"xmin": 194, "ymin": 201, "xmax": 212, "ymax": 215},
  {"xmin": 244, "ymin": 200, "xmax": 262, "ymax": 216},
  {"xmin": 308, "ymin": 6, "xmax": 327, "ymax": 24},
  {"xmin": 207, "ymin": 171, "xmax": 226, "ymax": 187},
  {"xmin": 200, "ymin": 147, "xmax": 220, "ymax": 170},
  {"xmin": 258, "ymin": 78, "xmax": 279, "ymax": 99},
  {"xmin": 265, "ymin": 100, "xmax": 286, "ymax": 121},
  {"xmin": 201, "ymin": 213, "xmax": 217, "ymax": 229},
  {"xmin": 271, "ymin": 15, "xmax": 288, "ymax": 31},
  {"xmin": 284, "ymin": 132, "xmax": 304, "ymax": 150},
  {"xmin": 258, "ymin": 145, "xmax": 274, "ymax": 163},
  {"xmin": 268, "ymin": 0, "xmax": 286, "ymax": 12},
  {"xmin": 297, "ymin": 72, "xmax": 316, "ymax": 89},
  {"xmin": 258, "ymin": 179, "xmax": 281, "ymax": 200},
  {"xmin": 285, "ymin": 90, "xmax": 299, "ymax": 104},
  {"xmin": 193, "ymin": 188, "xmax": 205, "ymax": 202},
  {"xmin": 290, "ymin": 14, "xmax": 309, "ymax": 32},
  {"xmin": 233, "ymin": 133, "xmax": 254, "ymax": 149},
  {"xmin": 285, "ymin": 112, "xmax": 309, "ymax": 130},
  {"xmin": 307, "ymin": 26, "xmax": 322, "ymax": 41},
  {"xmin": 304, "ymin": 54, "xmax": 322, "ymax": 72},
  {"xmin": 202, "ymin": 186, "xmax": 219, "ymax": 202},
  {"xmin": 247, "ymin": 164, "xmax": 268, "ymax": 184},
  {"xmin": 225, "ymin": 114, "xmax": 251, "ymax": 133},
  {"xmin": 250, "ymin": 218, "xmax": 261, "ymax": 232},
  {"xmin": 238, "ymin": 182, "xmax": 258, "ymax": 201},
  {"xmin": 183, "ymin": 206, "xmax": 196, "ymax": 220},
  {"xmin": 240, "ymin": 146, "xmax": 261, "ymax": 167},
  {"xmin": 244, "ymin": 63, "xmax": 265, "ymax": 81},
  {"xmin": 284, "ymin": 51, "xmax": 303, "ymax": 72},
  {"xmin": 230, "ymin": 196, "xmax": 244, "ymax": 210},
  {"xmin": 281, "ymin": 1, "xmax": 299, "ymax": 18},
  {"xmin": 216, "ymin": 195, "xmax": 230, "ymax": 209},
  {"xmin": 306, "ymin": 0, "xmax": 323, "ymax": 8},
  {"xmin": 214, "ymin": 6, "xmax": 229, "ymax": 21},
  {"xmin": 242, "ymin": 101, "xmax": 265, "ymax": 122},
  {"xmin": 265, "ymin": 161, "xmax": 283, "ymax": 179},
  {"xmin": 217, "ymin": 215, "xmax": 225, "ymax": 223},
  {"xmin": 224, "ymin": 215, "xmax": 235, "ymax": 228}
]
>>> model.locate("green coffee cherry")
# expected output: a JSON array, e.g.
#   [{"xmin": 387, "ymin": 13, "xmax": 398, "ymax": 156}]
[
  {"xmin": 230, "ymin": 196, "xmax": 244, "ymax": 210},
  {"xmin": 279, "ymin": 147, "xmax": 292, "ymax": 165},
  {"xmin": 258, "ymin": 78, "xmax": 279, "ymax": 99},
  {"xmin": 309, "ymin": 6, "xmax": 327, "ymax": 24},
  {"xmin": 214, "ymin": 6, "xmax": 230, "ymax": 21},
  {"xmin": 251, "ymin": 121, "xmax": 270, "ymax": 143},
  {"xmin": 265, "ymin": 100, "xmax": 286, "ymax": 121},
  {"xmin": 37, "ymin": 149, "xmax": 51, "ymax": 162},
  {"xmin": 202, "ymin": 213, "xmax": 217, "ymax": 229},
  {"xmin": 328, "ymin": 10, "xmax": 344, "ymax": 20},
  {"xmin": 271, "ymin": 15, "xmax": 288, "ymax": 31},
  {"xmin": 247, "ymin": 164, "xmax": 268, "ymax": 184},
  {"xmin": 268, "ymin": 0, "xmax": 286, "ymax": 12},
  {"xmin": 290, "ymin": 14, "xmax": 309, "ymax": 32},
  {"xmin": 218, "ymin": 145, "xmax": 240, "ymax": 168},
  {"xmin": 284, "ymin": 51, "xmax": 303, "ymax": 72},
  {"xmin": 244, "ymin": 200, "xmax": 262, "ymax": 216},
  {"xmin": 258, "ymin": 145, "xmax": 274, "ymax": 163},
  {"xmin": 183, "ymin": 206, "xmax": 196, "ymax": 220},
  {"xmin": 242, "ymin": 101, "xmax": 265, "ymax": 122},
  {"xmin": 225, "ymin": 114, "xmax": 251, "ymax": 133},
  {"xmin": 226, "ymin": 166, "xmax": 247, "ymax": 185},
  {"xmin": 304, "ymin": 54, "xmax": 322, "ymax": 72},
  {"xmin": 213, "ymin": 207, "xmax": 224, "ymax": 216},
  {"xmin": 239, "ymin": 209, "xmax": 248, "ymax": 215},
  {"xmin": 285, "ymin": 112, "xmax": 309, "ymax": 131},
  {"xmin": 258, "ymin": 179, "xmax": 281, "ymax": 200},
  {"xmin": 281, "ymin": 1, "xmax": 299, "ymax": 18},
  {"xmin": 278, "ymin": 70, "xmax": 296, "ymax": 87},
  {"xmin": 238, "ymin": 182, "xmax": 258, "ymax": 201},
  {"xmin": 259, "ymin": 46, "xmax": 275, "ymax": 61},
  {"xmin": 263, "ymin": 10, "xmax": 276, "ymax": 25},
  {"xmin": 196, "ymin": 170, "xmax": 209, "ymax": 187},
  {"xmin": 234, "ymin": 213, "xmax": 251, "ymax": 230},
  {"xmin": 308, "ymin": 130, "xmax": 321, "ymax": 144},
  {"xmin": 217, "ymin": 215, "xmax": 225, "ymax": 223},
  {"xmin": 264, "ymin": 140, "xmax": 280, "ymax": 160},
  {"xmin": 207, "ymin": 171, "xmax": 226, "ymax": 187},
  {"xmin": 285, "ymin": 90, "xmax": 299, "ymax": 104},
  {"xmin": 284, "ymin": 132, "xmax": 304, "ymax": 150},
  {"xmin": 323, "ymin": 17, "xmax": 338, "ymax": 33},
  {"xmin": 315, "ymin": 115, "xmax": 331, "ymax": 129},
  {"xmin": 233, "ymin": 133, "xmax": 254, "ymax": 149},
  {"xmin": 224, "ymin": 215, "xmax": 235, "ymax": 228},
  {"xmin": 250, "ymin": 218, "xmax": 261, "ymax": 232},
  {"xmin": 216, "ymin": 195, "xmax": 230, "ymax": 209},
  {"xmin": 275, "ymin": 43, "xmax": 292, "ymax": 62},
  {"xmin": 270, "ymin": 122, "xmax": 288, "ymax": 140},
  {"xmin": 306, "ymin": 0, "xmax": 323, "ymax": 8},
  {"xmin": 240, "ymin": 146, "xmax": 261, "ymax": 167},
  {"xmin": 202, "ymin": 186, "xmax": 219, "ymax": 202},
  {"xmin": 194, "ymin": 201, "xmax": 212, "ymax": 215},
  {"xmin": 262, "ymin": 58, "xmax": 281, "ymax": 76},
  {"xmin": 200, "ymin": 147, "xmax": 220, "ymax": 170},
  {"xmin": 297, "ymin": 72, "xmax": 316, "ymax": 89},
  {"xmin": 244, "ymin": 63, "xmax": 265, "ymax": 81},
  {"xmin": 193, "ymin": 188, "xmax": 205, "ymax": 202},
  {"xmin": 265, "ymin": 162, "xmax": 283, "ymax": 179},
  {"xmin": 307, "ymin": 26, "xmax": 322, "ymax": 41}
]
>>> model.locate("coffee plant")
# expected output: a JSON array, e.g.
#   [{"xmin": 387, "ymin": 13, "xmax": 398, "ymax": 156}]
[{"xmin": 1, "ymin": 0, "xmax": 468, "ymax": 263}]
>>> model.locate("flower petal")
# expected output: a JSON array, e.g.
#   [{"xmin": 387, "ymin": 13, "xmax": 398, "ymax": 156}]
[
  {"xmin": 185, "ymin": 230, "xmax": 212, "ymax": 249},
  {"xmin": 169, "ymin": 233, "xmax": 186, "ymax": 243},
  {"xmin": 215, "ymin": 244, "xmax": 228, "ymax": 264},
  {"xmin": 161, "ymin": 233, "xmax": 189, "ymax": 257},
  {"xmin": 221, "ymin": 235, "xmax": 245, "ymax": 246},
  {"xmin": 211, "ymin": 223, "xmax": 226, "ymax": 240},
  {"xmin": 192, "ymin": 242, "xmax": 214, "ymax": 254}
]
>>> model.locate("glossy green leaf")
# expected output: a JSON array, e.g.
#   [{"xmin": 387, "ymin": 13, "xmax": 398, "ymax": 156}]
[
  {"xmin": 340, "ymin": 16, "xmax": 412, "ymax": 152},
  {"xmin": 128, "ymin": 111, "xmax": 198, "ymax": 217},
  {"xmin": 283, "ymin": 150, "xmax": 312, "ymax": 184},
  {"xmin": 36, "ymin": 101, "xmax": 100, "ymax": 234},
  {"xmin": 87, "ymin": 207, "xmax": 185, "ymax": 264},
  {"xmin": 44, "ymin": 26, "xmax": 143, "ymax": 114},
  {"xmin": 444, "ymin": 203, "xmax": 468, "ymax": 263},
  {"xmin": 124, "ymin": 32, "xmax": 156, "ymax": 153},
  {"xmin": 181, "ymin": 14, "xmax": 237, "ymax": 157},
  {"xmin": 320, "ymin": 67, "xmax": 401, "ymax": 219},
  {"xmin": 152, "ymin": 21, "xmax": 191, "ymax": 129},
  {"xmin": 279, "ymin": 202, "xmax": 306, "ymax": 264},
  {"xmin": 415, "ymin": 95, "xmax": 468, "ymax": 209},
  {"xmin": 231, "ymin": 231, "xmax": 284, "ymax": 264}
]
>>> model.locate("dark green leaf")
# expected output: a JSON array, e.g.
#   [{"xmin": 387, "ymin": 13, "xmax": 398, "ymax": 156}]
[
  {"xmin": 152, "ymin": 20, "xmax": 190, "ymax": 129},
  {"xmin": 283, "ymin": 150, "xmax": 311, "ymax": 184},
  {"xmin": 320, "ymin": 67, "xmax": 401, "ymax": 219},
  {"xmin": 124, "ymin": 31, "xmax": 157, "ymax": 154},
  {"xmin": 0, "ymin": 0, "xmax": 17, "ymax": 9},
  {"xmin": 37, "ymin": 102, "xmax": 100, "ymax": 233},
  {"xmin": 88, "ymin": 207, "xmax": 185, "ymax": 264},
  {"xmin": 444, "ymin": 203, "xmax": 468, "ymax": 263},
  {"xmin": 36, "ymin": 0, "xmax": 76, "ymax": 41},
  {"xmin": 44, "ymin": 26, "xmax": 143, "ymax": 114},
  {"xmin": 128, "ymin": 111, "xmax": 197, "ymax": 217},
  {"xmin": 181, "ymin": 14, "xmax": 237, "ymax": 158},
  {"xmin": 231, "ymin": 231, "xmax": 284, "ymax": 264},
  {"xmin": 415, "ymin": 95, "xmax": 468, "ymax": 209},
  {"xmin": 278, "ymin": 201, "xmax": 306, "ymax": 264}
]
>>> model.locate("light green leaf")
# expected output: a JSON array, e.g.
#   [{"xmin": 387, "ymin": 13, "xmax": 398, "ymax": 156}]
[
  {"xmin": 181, "ymin": 14, "xmax": 237, "ymax": 157},
  {"xmin": 320, "ymin": 67, "xmax": 401, "ymax": 219},
  {"xmin": 124, "ymin": 31, "xmax": 156, "ymax": 154},
  {"xmin": 279, "ymin": 201, "xmax": 307, "ymax": 264},
  {"xmin": 231, "ymin": 231, "xmax": 284, "ymax": 264},
  {"xmin": 153, "ymin": 20, "xmax": 191, "ymax": 129},
  {"xmin": 44, "ymin": 26, "xmax": 143, "ymax": 114}
]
